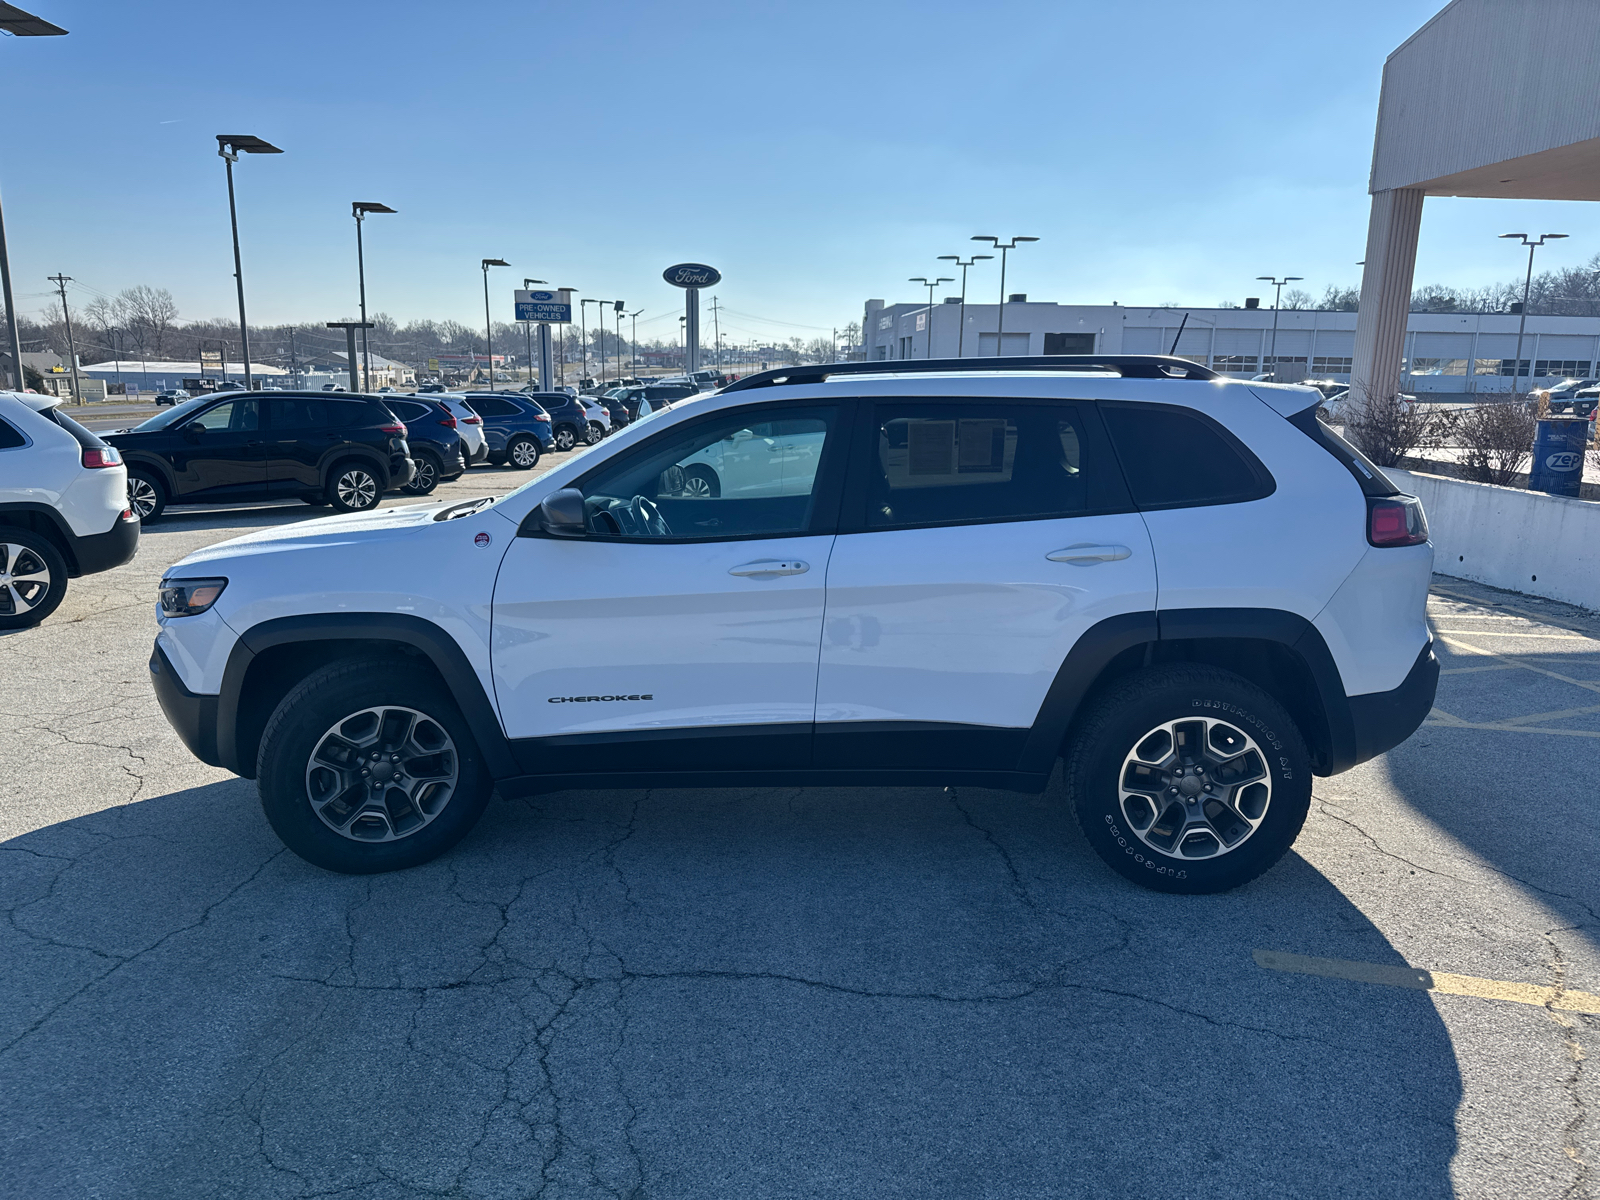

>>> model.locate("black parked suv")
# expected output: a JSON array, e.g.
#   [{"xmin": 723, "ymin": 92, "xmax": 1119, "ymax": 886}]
[
  {"xmin": 519, "ymin": 389, "xmax": 602, "ymax": 450},
  {"xmin": 453, "ymin": 392, "xmax": 554, "ymax": 469},
  {"xmin": 381, "ymin": 397, "xmax": 467, "ymax": 494},
  {"xmin": 106, "ymin": 391, "xmax": 414, "ymax": 522}
]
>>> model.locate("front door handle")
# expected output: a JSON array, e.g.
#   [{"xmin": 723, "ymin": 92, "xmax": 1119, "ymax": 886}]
[
  {"xmin": 1047, "ymin": 544, "xmax": 1131, "ymax": 565},
  {"xmin": 728, "ymin": 559, "xmax": 809, "ymax": 577}
]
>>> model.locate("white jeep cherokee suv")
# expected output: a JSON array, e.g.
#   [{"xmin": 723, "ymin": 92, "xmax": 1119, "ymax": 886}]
[
  {"xmin": 0, "ymin": 390, "xmax": 140, "ymax": 628},
  {"xmin": 148, "ymin": 356, "xmax": 1436, "ymax": 893}
]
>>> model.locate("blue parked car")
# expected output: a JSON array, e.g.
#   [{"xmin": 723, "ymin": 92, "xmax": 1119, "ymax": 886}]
[
  {"xmin": 381, "ymin": 396, "xmax": 468, "ymax": 495},
  {"xmin": 455, "ymin": 392, "xmax": 554, "ymax": 470}
]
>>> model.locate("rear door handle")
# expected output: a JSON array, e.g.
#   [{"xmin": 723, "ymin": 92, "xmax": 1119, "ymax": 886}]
[
  {"xmin": 1047, "ymin": 544, "xmax": 1131, "ymax": 564},
  {"xmin": 729, "ymin": 559, "xmax": 809, "ymax": 577}
]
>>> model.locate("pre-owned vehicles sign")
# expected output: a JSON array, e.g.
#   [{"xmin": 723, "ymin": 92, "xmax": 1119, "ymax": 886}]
[{"xmin": 515, "ymin": 289, "xmax": 572, "ymax": 323}]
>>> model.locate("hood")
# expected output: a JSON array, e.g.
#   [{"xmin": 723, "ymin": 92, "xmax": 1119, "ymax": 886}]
[{"xmin": 171, "ymin": 498, "xmax": 502, "ymax": 569}]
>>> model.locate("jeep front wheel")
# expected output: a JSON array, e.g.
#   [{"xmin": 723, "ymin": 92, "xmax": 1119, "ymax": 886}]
[
  {"xmin": 256, "ymin": 658, "xmax": 493, "ymax": 873},
  {"xmin": 1066, "ymin": 665, "xmax": 1311, "ymax": 894}
]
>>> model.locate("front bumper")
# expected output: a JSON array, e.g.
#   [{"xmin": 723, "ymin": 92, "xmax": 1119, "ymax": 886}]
[
  {"xmin": 70, "ymin": 509, "xmax": 140, "ymax": 576},
  {"xmin": 149, "ymin": 642, "xmax": 223, "ymax": 768}
]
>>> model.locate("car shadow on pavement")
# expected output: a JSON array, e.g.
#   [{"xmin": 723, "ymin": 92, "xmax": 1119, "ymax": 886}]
[{"xmin": 0, "ymin": 775, "xmax": 1461, "ymax": 1199}]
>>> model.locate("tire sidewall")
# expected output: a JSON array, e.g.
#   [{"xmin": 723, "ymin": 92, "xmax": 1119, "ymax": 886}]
[
  {"xmin": 0, "ymin": 529, "xmax": 68, "ymax": 628},
  {"xmin": 1069, "ymin": 668, "xmax": 1311, "ymax": 894},
  {"xmin": 257, "ymin": 661, "xmax": 492, "ymax": 874}
]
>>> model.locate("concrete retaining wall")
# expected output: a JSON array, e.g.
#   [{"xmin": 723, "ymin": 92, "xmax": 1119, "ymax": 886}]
[{"xmin": 1388, "ymin": 468, "xmax": 1600, "ymax": 609}]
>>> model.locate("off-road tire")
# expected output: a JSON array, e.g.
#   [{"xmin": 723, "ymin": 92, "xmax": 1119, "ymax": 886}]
[
  {"xmin": 1066, "ymin": 665, "xmax": 1311, "ymax": 894},
  {"xmin": 0, "ymin": 528, "xmax": 69, "ymax": 629},
  {"xmin": 256, "ymin": 657, "xmax": 493, "ymax": 874}
]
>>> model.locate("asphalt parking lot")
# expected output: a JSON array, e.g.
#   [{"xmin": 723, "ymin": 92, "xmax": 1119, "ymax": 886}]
[{"xmin": 3, "ymin": 457, "xmax": 1599, "ymax": 1199}]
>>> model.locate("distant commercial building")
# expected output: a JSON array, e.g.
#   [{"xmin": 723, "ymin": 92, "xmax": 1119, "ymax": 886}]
[
  {"xmin": 76, "ymin": 360, "xmax": 289, "ymax": 392},
  {"xmin": 860, "ymin": 296, "xmax": 1600, "ymax": 394}
]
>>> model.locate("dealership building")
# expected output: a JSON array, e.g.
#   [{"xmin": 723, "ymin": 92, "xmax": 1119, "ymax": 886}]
[{"xmin": 858, "ymin": 296, "xmax": 1600, "ymax": 395}]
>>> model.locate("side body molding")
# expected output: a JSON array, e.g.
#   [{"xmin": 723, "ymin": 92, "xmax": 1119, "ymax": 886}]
[{"xmin": 218, "ymin": 613, "xmax": 519, "ymax": 779}]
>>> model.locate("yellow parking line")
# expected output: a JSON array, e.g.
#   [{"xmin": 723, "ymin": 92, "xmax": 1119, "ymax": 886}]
[
  {"xmin": 1254, "ymin": 950, "xmax": 1600, "ymax": 1016},
  {"xmin": 1501, "ymin": 702, "xmax": 1600, "ymax": 726},
  {"xmin": 1436, "ymin": 636, "xmax": 1600, "ymax": 697},
  {"xmin": 1440, "ymin": 664, "xmax": 1520, "ymax": 675}
]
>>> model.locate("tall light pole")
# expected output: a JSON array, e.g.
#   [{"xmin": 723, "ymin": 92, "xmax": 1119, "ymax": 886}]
[
  {"xmin": 582, "ymin": 299, "xmax": 611, "ymax": 387},
  {"xmin": 971, "ymin": 236, "xmax": 1038, "ymax": 355},
  {"xmin": 908, "ymin": 276, "xmax": 954, "ymax": 358},
  {"xmin": 613, "ymin": 301, "xmax": 626, "ymax": 383},
  {"xmin": 351, "ymin": 202, "xmax": 396, "ymax": 392},
  {"xmin": 522, "ymin": 276, "xmax": 548, "ymax": 385},
  {"xmin": 216, "ymin": 135, "xmax": 282, "ymax": 391},
  {"xmin": 481, "ymin": 258, "xmax": 508, "ymax": 387},
  {"xmin": 938, "ymin": 253, "xmax": 993, "ymax": 357},
  {"xmin": 628, "ymin": 309, "xmax": 642, "ymax": 378},
  {"xmin": 1255, "ymin": 275, "xmax": 1303, "ymax": 377},
  {"xmin": 679, "ymin": 315, "xmax": 686, "ymax": 367},
  {"xmin": 1500, "ymin": 233, "xmax": 1568, "ymax": 394},
  {"xmin": 0, "ymin": 4, "xmax": 66, "ymax": 390}
]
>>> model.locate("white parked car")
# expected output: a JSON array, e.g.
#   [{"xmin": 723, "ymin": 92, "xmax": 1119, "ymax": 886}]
[
  {"xmin": 147, "ymin": 355, "xmax": 1436, "ymax": 893},
  {"xmin": 579, "ymin": 397, "xmax": 611, "ymax": 439},
  {"xmin": 0, "ymin": 391, "xmax": 140, "ymax": 628},
  {"xmin": 436, "ymin": 395, "xmax": 487, "ymax": 463}
]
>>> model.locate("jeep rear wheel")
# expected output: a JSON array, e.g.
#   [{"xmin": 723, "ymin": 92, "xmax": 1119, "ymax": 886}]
[
  {"xmin": 256, "ymin": 658, "xmax": 493, "ymax": 873},
  {"xmin": 1066, "ymin": 665, "xmax": 1310, "ymax": 894}
]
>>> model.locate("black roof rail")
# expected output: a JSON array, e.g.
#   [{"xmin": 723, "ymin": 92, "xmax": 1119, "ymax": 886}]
[{"xmin": 720, "ymin": 354, "xmax": 1219, "ymax": 393}]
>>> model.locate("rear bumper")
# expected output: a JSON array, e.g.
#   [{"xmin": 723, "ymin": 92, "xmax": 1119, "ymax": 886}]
[
  {"xmin": 469, "ymin": 443, "xmax": 489, "ymax": 464},
  {"xmin": 69, "ymin": 509, "xmax": 140, "ymax": 576},
  {"xmin": 149, "ymin": 642, "xmax": 223, "ymax": 768},
  {"xmin": 1338, "ymin": 641, "xmax": 1440, "ymax": 772}
]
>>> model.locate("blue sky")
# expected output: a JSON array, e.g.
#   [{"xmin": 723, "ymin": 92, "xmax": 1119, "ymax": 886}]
[{"xmin": 5, "ymin": 0, "xmax": 1596, "ymax": 347}]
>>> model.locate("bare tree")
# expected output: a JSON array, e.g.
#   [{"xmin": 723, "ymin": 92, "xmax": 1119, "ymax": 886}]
[
  {"xmin": 118, "ymin": 286, "xmax": 178, "ymax": 356},
  {"xmin": 1319, "ymin": 285, "xmax": 1360, "ymax": 311},
  {"xmin": 1280, "ymin": 288, "xmax": 1313, "ymax": 310},
  {"xmin": 1342, "ymin": 386, "xmax": 1446, "ymax": 468},
  {"xmin": 1456, "ymin": 400, "xmax": 1537, "ymax": 486}
]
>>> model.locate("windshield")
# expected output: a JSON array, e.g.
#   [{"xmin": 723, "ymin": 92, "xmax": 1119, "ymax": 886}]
[{"xmin": 132, "ymin": 395, "xmax": 211, "ymax": 431}]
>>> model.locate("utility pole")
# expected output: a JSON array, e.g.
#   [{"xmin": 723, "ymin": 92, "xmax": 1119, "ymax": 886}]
[
  {"xmin": 47, "ymin": 274, "xmax": 83, "ymax": 404},
  {"xmin": 288, "ymin": 327, "xmax": 298, "ymax": 388},
  {"xmin": 710, "ymin": 295, "xmax": 722, "ymax": 372}
]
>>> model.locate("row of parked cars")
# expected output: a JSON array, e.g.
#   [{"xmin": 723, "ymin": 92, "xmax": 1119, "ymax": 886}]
[{"xmin": 99, "ymin": 382, "xmax": 714, "ymax": 523}]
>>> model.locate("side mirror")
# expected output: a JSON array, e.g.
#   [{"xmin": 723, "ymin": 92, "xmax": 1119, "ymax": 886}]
[
  {"xmin": 525, "ymin": 487, "xmax": 587, "ymax": 537},
  {"xmin": 183, "ymin": 423, "xmax": 205, "ymax": 441}
]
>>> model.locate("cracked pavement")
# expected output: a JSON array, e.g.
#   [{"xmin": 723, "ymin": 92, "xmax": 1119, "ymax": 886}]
[{"xmin": 3, "ymin": 463, "xmax": 1598, "ymax": 1197}]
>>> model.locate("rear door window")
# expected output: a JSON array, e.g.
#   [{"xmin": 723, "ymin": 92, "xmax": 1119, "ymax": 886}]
[
  {"xmin": 470, "ymin": 396, "xmax": 519, "ymax": 417},
  {"xmin": 862, "ymin": 400, "xmax": 1123, "ymax": 529},
  {"xmin": 1100, "ymin": 402, "xmax": 1273, "ymax": 510}
]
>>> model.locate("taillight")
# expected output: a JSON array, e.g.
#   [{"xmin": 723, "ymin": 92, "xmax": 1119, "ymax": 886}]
[
  {"xmin": 380, "ymin": 422, "xmax": 407, "ymax": 436},
  {"xmin": 1367, "ymin": 495, "xmax": 1429, "ymax": 547},
  {"xmin": 438, "ymin": 415, "xmax": 457, "ymax": 428},
  {"xmin": 82, "ymin": 447, "xmax": 122, "ymax": 468},
  {"xmin": 534, "ymin": 413, "xmax": 551, "ymax": 422},
  {"xmin": 462, "ymin": 415, "xmax": 482, "ymax": 424}
]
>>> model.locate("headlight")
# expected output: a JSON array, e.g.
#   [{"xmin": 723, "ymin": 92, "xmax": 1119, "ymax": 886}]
[{"xmin": 158, "ymin": 577, "xmax": 228, "ymax": 616}]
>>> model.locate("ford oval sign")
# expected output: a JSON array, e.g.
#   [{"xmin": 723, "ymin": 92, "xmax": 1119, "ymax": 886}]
[{"xmin": 663, "ymin": 263, "xmax": 721, "ymax": 288}]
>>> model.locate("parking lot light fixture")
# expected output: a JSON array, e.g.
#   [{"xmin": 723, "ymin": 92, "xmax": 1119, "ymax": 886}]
[
  {"xmin": 1500, "ymin": 233, "xmax": 1568, "ymax": 392},
  {"xmin": 0, "ymin": 4, "xmax": 67, "ymax": 390},
  {"xmin": 938, "ymin": 254, "xmax": 993, "ymax": 357},
  {"xmin": 1256, "ymin": 275, "xmax": 1303, "ymax": 375},
  {"xmin": 971, "ymin": 236, "xmax": 1038, "ymax": 355},
  {"xmin": 351, "ymin": 203, "xmax": 395, "ymax": 392},
  {"xmin": 481, "ymin": 259, "xmax": 509, "ymax": 387},
  {"xmin": 908, "ymin": 276, "xmax": 953, "ymax": 358},
  {"xmin": 216, "ymin": 135, "xmax": 283, "ymax": 391}
]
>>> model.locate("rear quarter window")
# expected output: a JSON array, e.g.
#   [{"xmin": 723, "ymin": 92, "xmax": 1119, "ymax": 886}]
[
  {"xmin": 1100, "ymin": 402, "xmax": 1274, "ymax": 510},
  {"xmin": 0, "ymin": 416, "xmax": 26, "ymax": 449}
]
